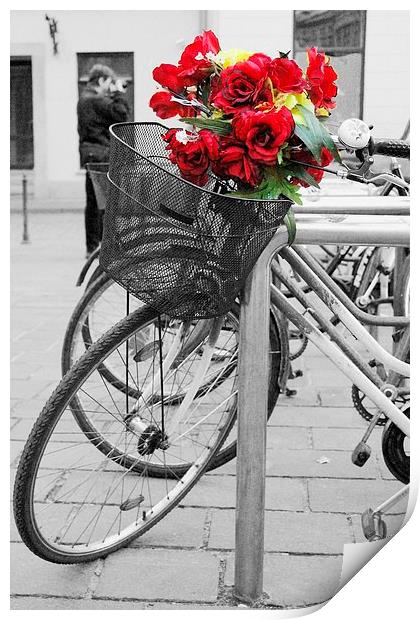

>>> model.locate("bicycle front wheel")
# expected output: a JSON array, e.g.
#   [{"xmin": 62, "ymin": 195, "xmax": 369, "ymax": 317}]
[{"xmin": 13, "ymin": 306, "xmax": 235, "ymax": 564}]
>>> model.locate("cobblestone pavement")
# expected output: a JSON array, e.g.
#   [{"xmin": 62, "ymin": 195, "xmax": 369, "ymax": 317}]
[{"xmin": 10, "ymin": 211, "xmax": 406, "ymax": 610}]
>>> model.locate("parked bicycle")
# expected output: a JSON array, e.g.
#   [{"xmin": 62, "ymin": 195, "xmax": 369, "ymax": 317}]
[{"xmin": 13, "ymin": 119, "xmax": 409, "ymax": 562}]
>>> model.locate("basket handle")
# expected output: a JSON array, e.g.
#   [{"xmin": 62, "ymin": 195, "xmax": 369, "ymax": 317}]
[{"xmin": 159, "ymin": 203, "xmax": 194, "ymax": 225}]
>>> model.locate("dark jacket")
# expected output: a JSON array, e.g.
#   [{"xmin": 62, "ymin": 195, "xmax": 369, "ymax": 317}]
[{"xmin": 77, "ymin": 86, "xmax": 130, "ymax": 166}]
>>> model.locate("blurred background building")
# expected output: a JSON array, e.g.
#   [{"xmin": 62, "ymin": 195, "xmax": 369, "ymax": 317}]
[{"xmin": 10, "ymin": 10, "xmax": 409, "ymax": 203}]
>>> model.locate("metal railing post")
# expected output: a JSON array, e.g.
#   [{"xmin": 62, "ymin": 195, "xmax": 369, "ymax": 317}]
[
  {"xmin": 234, "ymin": 234, "xmax": 285, "ymax": 603},
  {"xmin": 21, "ymin": 174, "xmax": 30, "ymax": 244}
]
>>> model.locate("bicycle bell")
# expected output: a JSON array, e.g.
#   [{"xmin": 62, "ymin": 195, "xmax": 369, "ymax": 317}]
[{"xmin": 338, "ymin": 118, "xmax": 371, "ymax": 150}]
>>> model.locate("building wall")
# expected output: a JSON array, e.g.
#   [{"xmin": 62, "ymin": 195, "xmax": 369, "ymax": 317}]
[
  {"xmin": 364, "ymin": 10, "xmax": 410, "ymax": 138},
  {"xmin": 10, "ymin": 10, "xmax": 409, "ymax": 201},
  {"xmin": 10, "ymin": 10, "xmax": 202, "ymax": 199}
]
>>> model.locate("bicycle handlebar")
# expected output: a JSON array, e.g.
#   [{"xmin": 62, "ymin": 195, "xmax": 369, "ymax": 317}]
[{"xmin": 373, "ymin": 139, "xmax": 410, "ymax": 159}]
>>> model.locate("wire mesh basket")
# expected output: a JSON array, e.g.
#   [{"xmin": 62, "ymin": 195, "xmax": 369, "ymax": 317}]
[
  {"xmin": 100, "ymin": 122, "xmax": 291, "ymax": 320},
  {"xmin": 86, "ymin": 162, "xmax": 110, "ymax": 212}
]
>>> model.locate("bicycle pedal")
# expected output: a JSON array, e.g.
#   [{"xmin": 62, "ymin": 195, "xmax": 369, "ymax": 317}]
[
  {"xmin": 361, "ymin": 508, "xmax": 387, "ymax": 541},
  {"xmin": 352, "ymin": 441, "xmax": 372, "ymax": 467},
  {"xmin": 120, "ymin": 495, "xmax": 145, "ymax": 511},
  {"xmin": 133, "ymin": 341, "xmax": 159, "ymax": 362}
]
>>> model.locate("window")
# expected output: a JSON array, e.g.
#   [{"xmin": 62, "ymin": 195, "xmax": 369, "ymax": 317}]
[
  {"xmin": 77, "ymin": 52, "xmax": 134, "ymax": 121},
  {"xmin": 10, "ymin": 57, "xmax": 34, "ymax": 169},
  {"xmin": 294, "ymin": 10, "xmax": 366, "ymax": 123}
]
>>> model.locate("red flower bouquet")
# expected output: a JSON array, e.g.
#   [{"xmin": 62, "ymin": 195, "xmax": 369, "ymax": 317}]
[{"xmin": 150, "ymin": 31, "xmax": 340, "ymax": 203}]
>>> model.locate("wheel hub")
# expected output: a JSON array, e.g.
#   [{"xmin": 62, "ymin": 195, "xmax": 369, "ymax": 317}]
[{"xmin": 137, "ymin": 425, "xmax": 169, "ymax": 455}]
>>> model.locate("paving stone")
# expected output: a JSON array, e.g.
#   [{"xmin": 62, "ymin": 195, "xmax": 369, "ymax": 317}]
[
  {"xmin": 10, "ymin": 596, "xmax": 232, "ymax": 610},
  {"xmin": 376, "ymin": 453, "xmax": 403, "ymax": 480},
  {"xmin": 10, "ymin": 398, "xmax": 50, "ymax": 418},
  {"xmin": 265, "ymin": 425, "xmax": 311, "ymax": 450},
  {"xmin": 10, "ymin": 418, "xmax": 37, "ymax": 441},
  {"xmin": 143, "ymin": 602, "xmax": 235, "ymax": 609},
  {"xmin": 209, "ymin": 509, "xmax": 352, "ymax": 554},
  {"xmin": 270, "ymin": 406, "xmax": 366, "ymax": 428},
  {"xmin": 318, "ymin": 389, "xmax": 353, "ymax": 407},
  {"xmin": 129, "ymin": 506, "xmax": 206, "ymax": 548},
  {"xmin": 266, "ymin": 448, "xmax": 380, "ymax": 479},
  {"xmin": 312, "ymin": 427, "xmax": 382, "ymax": 452},
  {"xmin": 308, "ymin": 479, "xmax": 407, "ymax": 513},
  {"xmin": 183, "ymin": 475, "xmax": 307, "ymax": 511},
  {"xmin": 10, "ymin": 542, "xmax": 95, "ymax": 597},
  {"xmin": 276, "ymin": 389, "xmax": 321, "ymax": 407},
  {"xmin": 10, "ymin": 441, "xmax": 25, "ymax": 466},
  {"xmin": 225, "ymin": 554, "xmax": 342, "ymax": 607},
  {"xmin": 11, "ymin": 363, "xmax": 42, "ymax": 380},
  {"xmin": 10, "ymin": 597, "xmax": 147, "ymax": 610},
  {"xmin": 10, "ymin": 379, "xmax": 55, "ymax": 401},
  {"xmin": 94, "ymin": 548, "xmax": 219, "ymax": 601}
]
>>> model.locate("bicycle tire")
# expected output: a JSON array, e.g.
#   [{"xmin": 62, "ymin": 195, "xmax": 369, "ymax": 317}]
[
  {"xmin": 62, "ymin": 271, "xmax": 144, "ymax": 400},
  {"xmin": 14, "ymin": 306, "xmax": 236, "ymax": 564},
  {"xmin": 382, "ymin": 407, "xmax": 410, "ymax": 484},
  {"xmin": 85, "ymin": 263, "xmax": 104, "ymax": 290}
]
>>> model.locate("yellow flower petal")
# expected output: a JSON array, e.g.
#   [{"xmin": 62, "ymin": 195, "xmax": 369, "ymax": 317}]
[
  {"xmin": 216, "ymin": 49, "xmax": 252, "ymax": 68},
  {"xmin": 292, "ymin": 108, "xmax": 306, "ymax": 126},
  {"xmin": 283, "ymin": 94, "xmax": 297, "ymax": 110},
  {"xmin": 315, "ymin": 107, "xmax": 329, "ymax": 117}
]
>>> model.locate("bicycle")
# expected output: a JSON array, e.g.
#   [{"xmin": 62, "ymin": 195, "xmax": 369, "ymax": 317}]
[{"xmin": 13, "ymin": 120, "xmax": 409, "ymax": 562}]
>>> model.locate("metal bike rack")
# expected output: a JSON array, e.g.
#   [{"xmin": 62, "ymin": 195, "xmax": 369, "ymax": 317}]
[{"xmin": 234, "ymin": 198, "xmax": 410, "ymax": 603}]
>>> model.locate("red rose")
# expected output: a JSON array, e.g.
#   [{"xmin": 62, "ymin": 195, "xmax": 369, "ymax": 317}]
[
  {"xmin": 199, "ymin": 129, "xmax": 220, "ymax": 161},
  {"xmin": 232, "ymin": 108, "xmax": 295, "ymax": 165},
  {"xmin": 152, "ymin": 63, "xmax": 185, "ymax": 93},
  {"xmin": 211, "ymin": 137, "xmax": 262, "ymax": 188},
  {"xmin": 210, "ymin": 53, "xmax": 271, "ymax": 114},
  {"xmin": 306, "ymin": 47, "xmax": 338, "ymax": 110},
  {"xmin": 149, "ymin": 91, "xmax": 197, "ymax": 119},
  {"xmin": 163, "ymin": 128, "xmax": 218, "ymax": 186},
  {"xmin": 178, "ymin": 30, "xmax": 221, "ymax": 85},
  {"xmin": 290, "ymin": 146, "xmax": 334, "ymax": 186},
  {"xmin": 268, "ymin": 57, "xmax": 306, "ymax": 93}
]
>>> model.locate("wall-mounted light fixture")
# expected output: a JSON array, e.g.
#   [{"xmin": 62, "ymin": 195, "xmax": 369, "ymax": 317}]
[{"xmin": 45, "ymin": 14, "xmax": 59, "ymax": 55}]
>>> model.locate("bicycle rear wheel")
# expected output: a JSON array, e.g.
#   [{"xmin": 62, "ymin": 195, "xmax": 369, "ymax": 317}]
[{"xmin": 13, "ymin": 307, "xmax": 236, "ymax": 564}]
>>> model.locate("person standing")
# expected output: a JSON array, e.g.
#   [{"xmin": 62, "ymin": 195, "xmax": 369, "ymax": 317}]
[{"xmin": 77, "ymin": 64, "xmax": 130, "ymax": 257}]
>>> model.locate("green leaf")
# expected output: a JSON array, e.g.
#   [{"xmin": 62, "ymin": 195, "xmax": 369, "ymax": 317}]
[
  {"xmin": 282, "ymin": 163, "xmax": 320, "ymax": 189},
  {"xmin": 276, "ymin": 180, "xmax": 303, "ymax": 205},
  {"xmin": 180, "ymin": 116, "xmax": 231, "ymax": 136},
  {"xmin": 283, "ymin": 208, "xmax": 297, "ymax": 245},
  {"xmin": 231, "ymin": 169, "xmax": 302, "ymax": 205},
  {"xmin": 277, "ymin": 150, "xmax": 284, "ymax": 166},
  {"xmin": 294, "ymin": 105, "xmax": 341, "ymax": 163}
]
